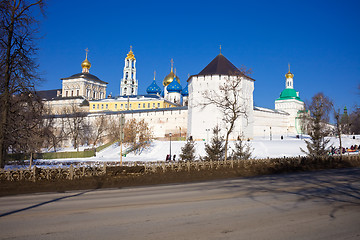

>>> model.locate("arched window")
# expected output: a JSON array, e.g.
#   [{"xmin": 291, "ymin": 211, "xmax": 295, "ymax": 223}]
[{"xmin": 126, "ymin": 72, "xmax": 128, "ymax": 79}]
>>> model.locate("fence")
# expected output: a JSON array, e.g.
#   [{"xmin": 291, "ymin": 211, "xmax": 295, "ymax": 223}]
[{"xmin": 1, "ymin": 154, "xmax": 360, "ymax": 182}]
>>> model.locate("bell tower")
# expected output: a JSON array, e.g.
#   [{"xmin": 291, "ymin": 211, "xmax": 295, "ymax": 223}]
[{"xmin": 120, "ymin": 46, "xmax": 138, "ymax": 96}]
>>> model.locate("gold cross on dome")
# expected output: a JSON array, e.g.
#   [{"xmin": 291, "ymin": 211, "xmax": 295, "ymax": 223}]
[{"xmin": 85, "ymin": 48, "xmax": 89, "ymax": 59}]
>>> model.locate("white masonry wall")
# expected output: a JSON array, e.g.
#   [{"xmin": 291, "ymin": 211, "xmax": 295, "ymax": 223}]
[
  {"xmin": 187, "ymin": 74, "xmax": 254, "ymax": 141},
  {"xmin": 253, "ymin": 107, "xmax": 290, "ymax": 138}
]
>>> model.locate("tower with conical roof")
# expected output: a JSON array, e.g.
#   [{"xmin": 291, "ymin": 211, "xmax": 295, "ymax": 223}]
[
  {"xmin": 187, "ymin": 48, "xmax": 255, "ymax": 140},
  {"xmin": 120, "ymin": 46, "xmax": 138, "ymax": 96}
]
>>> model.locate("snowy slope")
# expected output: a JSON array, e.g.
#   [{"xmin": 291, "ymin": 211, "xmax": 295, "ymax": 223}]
[{"xmin": 6, "ymin": 135, "xmax": 360, "ymax": 169}]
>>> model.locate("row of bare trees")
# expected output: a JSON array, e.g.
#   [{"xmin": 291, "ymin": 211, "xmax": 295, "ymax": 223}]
[{"xmin": 0, "ymin": 0, "xmax": 46, "ymax": 168}]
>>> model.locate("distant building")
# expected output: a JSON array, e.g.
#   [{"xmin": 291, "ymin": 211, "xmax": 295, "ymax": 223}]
[
  {"xmin": 89, "ymin": 95, "xmax": 179, "ymax": 113},
  {"xmin": 39, "ymin": 49, "xmax": 108, "ymax": 114}
]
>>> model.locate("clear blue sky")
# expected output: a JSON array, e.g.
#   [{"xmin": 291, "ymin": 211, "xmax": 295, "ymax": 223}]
[{"xmin": 37, "ymin": 0, "xmax": 360, "ymax": 112}]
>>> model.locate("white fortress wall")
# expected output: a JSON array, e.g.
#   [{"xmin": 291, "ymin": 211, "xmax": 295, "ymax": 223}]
[{"xmin": 253, "ymin": 107, "xmax": 290, "ymax": 137}]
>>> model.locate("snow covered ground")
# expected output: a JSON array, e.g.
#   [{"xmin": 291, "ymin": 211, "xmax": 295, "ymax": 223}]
[{"xmin": 5, "ymin": 135, "xmax": 360, "ymax": 169}]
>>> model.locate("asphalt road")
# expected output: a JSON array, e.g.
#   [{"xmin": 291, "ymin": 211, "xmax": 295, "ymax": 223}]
[{"xmin": 1, "ymin": 168, "xmax": 360, "ymax": 240}]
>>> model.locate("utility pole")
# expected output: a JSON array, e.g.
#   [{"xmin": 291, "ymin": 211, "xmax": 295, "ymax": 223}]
[{"xmin": 120, "ymin": 114, "xmax": 125, "ymax": 166}]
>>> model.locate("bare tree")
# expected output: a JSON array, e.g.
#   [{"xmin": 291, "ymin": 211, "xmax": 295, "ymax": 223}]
[
  {"xmin": 90, "ymin": 115, "xmax": 109, "ymax": 146},
  {"xmin": 333, "ymin": 108, "xmax": 343, "ymax": 156},
  {"xmin": 349, "ymin": 106, "xmax": 360, "ymax": 134},
  {"xmin": 7, "ymin": 92, "xmax": 50, "ymax": 167},
  {"xmin": 61, "ymin": 104, "xmax": 87, "ymax": 151},
  {"xmin": 123, "ymin": 118, "xmax": 152, "ymax": 154},
  {"xmin": 202, "ymin": 69, "xmax": 251, "ymax": 161},
  {"xmin": 0, "ymin": 0, "xmax": 45, "ymax": 168}
]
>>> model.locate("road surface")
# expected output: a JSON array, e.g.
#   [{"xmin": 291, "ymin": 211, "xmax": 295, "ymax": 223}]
[{"xmin": 1, "ymin": 168, "xmax": 360, "ymax": 240}]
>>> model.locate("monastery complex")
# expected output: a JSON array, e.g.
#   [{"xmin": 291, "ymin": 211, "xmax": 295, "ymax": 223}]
[{"xmin": 39, "ymin": 47, "xmax": 305, "ymax": 141}]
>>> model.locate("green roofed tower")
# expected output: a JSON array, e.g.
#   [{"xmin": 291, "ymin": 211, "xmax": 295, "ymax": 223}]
[{"xmin": 275, "ymin": 64, "xmax": 305, "ymax": 134}]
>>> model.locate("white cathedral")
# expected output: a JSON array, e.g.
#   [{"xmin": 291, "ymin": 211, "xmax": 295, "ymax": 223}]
[{"xmin": 41, "ymin": 47, "xmax": 305, "ymax": 141}]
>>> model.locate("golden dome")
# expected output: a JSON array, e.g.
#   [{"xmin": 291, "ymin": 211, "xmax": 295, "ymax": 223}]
[
  {"xmin": 285, "ymin": 71, "xmax": 294, "ymax": 79},
  {"xmin": 163, "ymin": 58, "xmax": 180, "ymax": 86},
  {"xmin": 81, "ymin": 58, "xmax": 91, "ymax": 70},
  {"xmin": 163, "ymin": 71, "xmax": 180, "ymax": 86},
  {"xmin": 285, "ymin": 63, "xmax": 293, "ymax": 78},
  {"xmin": 126, "ymin": 46, "xmax": 136, "ymax": 60}
]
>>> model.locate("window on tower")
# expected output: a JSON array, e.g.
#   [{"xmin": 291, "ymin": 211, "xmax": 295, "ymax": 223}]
[
  {"xmin": 127, "ymin": 60, "xmax": 129, "ymax": 67},
  {"xmin": 126, "ymin": 72, "xmax": 128, "ymax": 79}
]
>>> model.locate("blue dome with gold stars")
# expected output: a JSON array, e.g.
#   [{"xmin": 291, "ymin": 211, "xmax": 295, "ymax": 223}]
[
  {"xmin": 146, "ymin": 80, "xmax": 162, "ymax": 95},
  {"xmin": 182, "ymin": 84, "xmax": 188, "ymax": 96},
  {"xmin": 167, "ymin": 77, "xmax": 182, "ymax": 93}
]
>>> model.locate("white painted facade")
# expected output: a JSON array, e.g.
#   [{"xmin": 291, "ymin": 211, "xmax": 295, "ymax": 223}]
[{"xmin": 62, "ymin": 77, "xmax": 107, "ymax": 100}]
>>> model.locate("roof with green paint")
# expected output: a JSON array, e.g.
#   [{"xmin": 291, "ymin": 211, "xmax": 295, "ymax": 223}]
[{"xmin": 276, "ymin": 88, "xmax": 303, "ymax": 102}]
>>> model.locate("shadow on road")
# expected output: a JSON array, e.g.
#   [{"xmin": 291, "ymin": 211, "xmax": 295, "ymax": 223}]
[
  {"xmin": 0, "ymin": 189, "xmax": 94, "ymax": 218},
  {"xmin": 222, "ymin": 168, "xmax": 360, "ymax": 217}
]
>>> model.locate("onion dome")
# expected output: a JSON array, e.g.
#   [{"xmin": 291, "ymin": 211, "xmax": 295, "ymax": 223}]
[
  {"xmin": 81, "ymin": 49, "xmax": 91, "ymax": 73},
  {"xmin": 81, "ymin": 58, "xmax": 91, "ymax": 69},
  {"xmin": 146, "ymin": 80, "xmax": 162, "ymax": 95},
  {"xmin": 126, "ymin": 46, "xmax": 136, "ymax": 60},
  {"xmin": 182, "ymin": 84, "xmax": 188, "ymax": 96},
  {"xmin": 163, "ymin": 59, "xmax": 180, "ymax": 86},
  {"xmin": 285, "ymin": 63, "xmax": 294, "ymax": 79},
  {"xmin": 163, "ymin": 71, "xmax": 180, "ymax": 86},
  {"xmin": 167, "ymin": 77, "xmax": 182, "ymax": 93},
  {"xmin": 285, "ymin": 71, "xmax": 294, "ymax": 79}
]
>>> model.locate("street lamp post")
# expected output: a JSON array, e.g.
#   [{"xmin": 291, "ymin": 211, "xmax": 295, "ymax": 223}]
[
  {"xmin": 169, "ymin": 133, "xmax": 172, "ymax": 160},
  {"xmin": 205, "ymin": 129, "xmax": 210, "ymax": 142}
]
